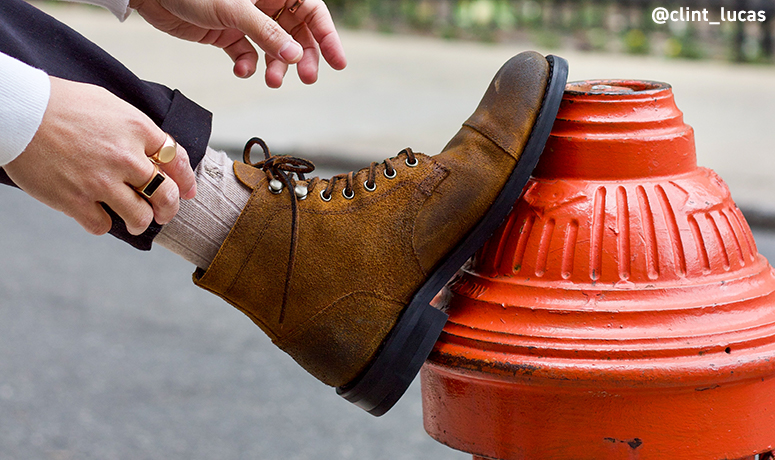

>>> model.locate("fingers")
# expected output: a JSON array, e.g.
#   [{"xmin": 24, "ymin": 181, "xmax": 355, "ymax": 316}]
[
  {"xmin": 70, "ymin": 156, "xmax": 181, "ymax": 237},
  {"xmin": 118, "ymin": 156, "xmax": 181, "ymax": 234},
  {"xmin": 208, "ymin": 0, "xmax": 346, "ymax": 86},
  {"xmin": 288, "ymin": 22, "xmax": 321, "ymax": 84},
  {"xmin": 281, "ymin": 0, "xmax": 347, "ymax": 71},
  {"xmin": 227, "ymin": 0, "xmax": 303, "ymax": 65},
  {"xmin": 264, "ymin": 27, "xmax": 318, "ymax": 87},
  {"xmin": 224, "ymin": 37, "xmax": 259, "ymax": 78},
  {"xmin": 105, "ymin": 133, "xmax": 191, "ymax": 236},
  {"xmin": 73, "ymin": 203, "xmax": 113, "ymax": 236},
  {"xmin": 201, "ymin": 28, "xmax": 260, "ymax": 79},
  {"xmin": 265, "ymin": 55, "xmax": 289, "ymax": 88},
  {"xmin": 263, "ymin": 0, "xmax": 344, "ymax": 86},
  {"xmin": 143, "ymin": 169, "xmax": 181, "ymax": 226}
]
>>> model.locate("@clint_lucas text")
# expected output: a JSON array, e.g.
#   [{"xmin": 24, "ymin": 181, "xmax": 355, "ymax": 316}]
[{"xmin": 652, "ymin": 7, "xmax": 767, "ymax": 25}]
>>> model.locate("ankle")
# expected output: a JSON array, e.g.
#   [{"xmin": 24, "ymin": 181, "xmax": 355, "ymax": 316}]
[{"xmin": 155, "ymin": 147, "xmax": 251, "ymax": 269}]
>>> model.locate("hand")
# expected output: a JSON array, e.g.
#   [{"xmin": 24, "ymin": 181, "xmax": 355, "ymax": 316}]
[
  {"xmin": 128, "ymin": 0, "xmax": 348, "ymax": 88},
  {"xmin": 3, "ymin": 77, "xmax": 196, "ymax": 236}
]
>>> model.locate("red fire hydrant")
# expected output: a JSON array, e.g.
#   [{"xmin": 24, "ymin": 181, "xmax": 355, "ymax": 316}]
[{"xmin": 422, "ymin": 80, "xmax": 775, "ymax": 460}]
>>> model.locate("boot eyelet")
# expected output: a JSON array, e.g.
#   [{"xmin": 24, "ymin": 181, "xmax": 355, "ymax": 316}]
[
  {"xmin": 268, "ymin": 179, "xmax": 284, "ymax": 194},
  {"xmin": 320, "ymin": 190, "xmax": 332, "ymax": 202},
  {"xmin": 384, "ymin": 168, "xmax": 397, "ymax": 179},
  {"xmin": 342, "ymin": 188, "xmax": 355, "ymax": 200},
  {"xmin": 405, "ymin": 157, "xmax": 418, "ymax": 167},
  {"xmin": 364, "ymin": 180, "xmax": 377, "ymax": 192},
  {"xmin": 294, "ymin": 184, "xmax": 308, "ymax": 200}
]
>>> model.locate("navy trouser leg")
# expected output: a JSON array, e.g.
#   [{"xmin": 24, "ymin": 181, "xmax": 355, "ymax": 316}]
[{"xmin": 0, "ymin": 0, "xmax": 212, "ymax": 250}]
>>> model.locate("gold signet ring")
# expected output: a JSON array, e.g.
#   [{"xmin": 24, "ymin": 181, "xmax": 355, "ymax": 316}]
[
  {"xmin": 136, "ymin": 163, "xmax": 166, "ymax": 199},
  {"xmin": 151, "ymin": 134, "xmax": 177, "ymax": 164}
]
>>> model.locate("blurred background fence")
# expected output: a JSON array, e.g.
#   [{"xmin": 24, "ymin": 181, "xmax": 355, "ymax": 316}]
[{"xmin": 327, "ymin": 0, "xmax": 775, "ymax": 62}]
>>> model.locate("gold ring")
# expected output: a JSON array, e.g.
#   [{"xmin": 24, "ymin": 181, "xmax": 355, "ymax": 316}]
[
  {"xmin": 136, "ymin": 163, "xmax": 167, "ymax": 199},
  {"xmin": 271, "ymin": 6, "xmax": 285, "ymax": 21},
  {"xmin": 151, "ymin": 134, "xmax": 177, "ymax": 164},
  {"xmin": 288, "ymin": 0, "xmax": 304, "ymax": 14}
]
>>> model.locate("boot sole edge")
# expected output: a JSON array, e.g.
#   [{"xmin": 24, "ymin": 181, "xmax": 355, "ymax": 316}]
[{"xmin": 337, "ymin": 54, "xmax": 570, "ymax": 416}]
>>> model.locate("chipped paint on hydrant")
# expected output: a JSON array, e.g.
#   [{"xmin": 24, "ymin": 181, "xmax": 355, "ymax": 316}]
[{"xmin": 421, "ymin": 81, "xmax": 775, "ymax": 460}]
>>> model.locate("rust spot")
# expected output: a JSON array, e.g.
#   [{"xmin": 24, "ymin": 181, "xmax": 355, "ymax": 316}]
[
  {"xmin": 428, "ymin": 350, "xmax": 540, "ymax": 376},
  {"xmin": 604, "ymin": 437, "xmax": 643, "ymax": 449},
  {"xmin": 695, "ymin": 384, "xmax": 721, "ymax": 392}
]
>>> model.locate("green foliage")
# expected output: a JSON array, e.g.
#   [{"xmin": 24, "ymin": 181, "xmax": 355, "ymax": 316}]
[
  {"xmin": 533, "ymin": 29, "xmax": 562, "ymax": 49},
  {"xmin": 585, "ymin": 27, "xmax": 609, "ymax": 51},
  {"xmin": 623, "ymin": 28, "xmax": 649, "ymax": 55},
  {"xmin": 327, "ymin": 0, "xmax": 770, "ymax": 63},
  {"xmin": 674, "ymin": 28, "xmax": 703, "ymax": 60}
]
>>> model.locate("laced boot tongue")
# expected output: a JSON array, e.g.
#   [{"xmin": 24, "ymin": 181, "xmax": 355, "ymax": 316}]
[
  {"xmin": 243, "ymin": 137, "xmax": 316, "ymax": 324},
  {"xmin": 239, "ymin": 140, "xmax": 421, "ymax": 324},
  {"xmin": 317, "ymin": 148, "xmax": 419, "ymax": 200}
]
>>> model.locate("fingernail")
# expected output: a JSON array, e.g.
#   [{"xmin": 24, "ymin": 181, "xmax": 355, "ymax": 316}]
[
  {"xmin": 279, "ymin": 41, "xmax": 303, "ymax": 63},
  {"xmin": 182, "ymin": 183, "xmax": 197, "ymax": 200}
]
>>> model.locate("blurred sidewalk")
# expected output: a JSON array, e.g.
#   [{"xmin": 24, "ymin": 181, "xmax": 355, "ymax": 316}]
[{"xmin": 37, "ymin": 2, "xmax": 775, "ymax": 220}]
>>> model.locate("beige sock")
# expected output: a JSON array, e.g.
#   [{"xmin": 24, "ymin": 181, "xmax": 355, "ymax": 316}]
[{"xmin": 155, "ymin": 147, "xmax": 252, "ymax": 270}]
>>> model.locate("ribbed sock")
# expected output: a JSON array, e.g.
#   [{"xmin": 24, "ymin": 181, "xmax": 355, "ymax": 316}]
[{"xmin": 155, "ymin": 147, "xmax": 252, "ymax": 270}]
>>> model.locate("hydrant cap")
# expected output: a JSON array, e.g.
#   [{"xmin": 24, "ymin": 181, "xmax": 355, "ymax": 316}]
[{"xmin": 534, "ymin": 79, "xmax": 696, "ymax": 181}]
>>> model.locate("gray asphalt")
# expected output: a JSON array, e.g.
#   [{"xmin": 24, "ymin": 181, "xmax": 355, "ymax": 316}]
[
  {"xmin": 3, "ymin": 2, "xmax": 775, "ymax": 459},
  {"xmin": 5, "ymin": 185, "xmax": 775, "ymax": 460},
  {"xmin": 0, "ymin": 184, "xmax": 467, "ymax": 460}
]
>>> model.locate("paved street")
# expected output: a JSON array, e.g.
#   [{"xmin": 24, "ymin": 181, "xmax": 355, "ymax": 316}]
[
  {"xmin": 0, "ymin": 187, "xmax": 466, "ymax": 460},
  {"xmin": 5, "ymin": 185, "xmax": 775, "ymax": 460},
  {"xmin": 2, "ymin": 2, "xmax": 775, "ymax": 459}
]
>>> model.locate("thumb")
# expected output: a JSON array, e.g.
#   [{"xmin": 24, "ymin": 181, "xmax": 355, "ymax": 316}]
[{"xmin": 228, "ymin": 1, "xmax": 303, "ymax": 64}]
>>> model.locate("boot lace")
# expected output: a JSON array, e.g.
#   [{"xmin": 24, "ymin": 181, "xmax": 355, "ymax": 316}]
[{"xmin": 313, "ymin": 148, "xmax": 417, "ymax": 201}]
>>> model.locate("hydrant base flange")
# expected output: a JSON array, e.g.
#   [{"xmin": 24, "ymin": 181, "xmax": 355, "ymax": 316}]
[{"xmin": 423, "ymin": 362, "xmax": 775, "ymax": 460}]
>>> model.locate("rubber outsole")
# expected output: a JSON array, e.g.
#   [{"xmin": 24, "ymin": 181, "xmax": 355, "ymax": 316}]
[{"xmin": 336, "ymin": 54, "xmax": 569, "ymax": 416}]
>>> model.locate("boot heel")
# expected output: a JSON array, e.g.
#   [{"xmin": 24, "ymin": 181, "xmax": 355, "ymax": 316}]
[{"xmin": 336, "ymin": 300, "xmax": 448, "ymax": 416}]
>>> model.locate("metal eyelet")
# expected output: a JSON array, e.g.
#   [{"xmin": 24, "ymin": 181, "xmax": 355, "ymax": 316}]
[
  {"xmin": 268, "ymin": 179, "xmax": 284, "ymax": 194},
  {"xmin": 342, "ymin": 188, "xmax": 355, "ymax": 200},
  {"xmin": 364, "ymin": 180, "xmax": 377, "ymax": 192},
  {"xmin": 294, "ymin": 184, "xmax": 308, "ymax": 200},
  {"xmin": 320, "ymin": 190, "xmax": 332, "ymax": 202},
  {"xmin": 384, "ymin": 168, "xmax": 397, "ymax": 179},
  {"xmin": 405, "ymin": 157, "xmax": 419, "ymax": 167}
]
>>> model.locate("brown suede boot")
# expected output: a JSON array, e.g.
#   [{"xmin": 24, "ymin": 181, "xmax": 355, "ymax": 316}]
[{"xmin": 194, "ymin": 51, "xmax": 568, "ymax": 416}]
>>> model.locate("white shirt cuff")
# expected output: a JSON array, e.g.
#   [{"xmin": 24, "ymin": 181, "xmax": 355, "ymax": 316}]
[
  {"xmin": 66, "ymin": 0, "xmax": 132, "ymax": 21},
  {"xmin": 0, "ymin": 53, "xmax": 51, "ymax": 167}
]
